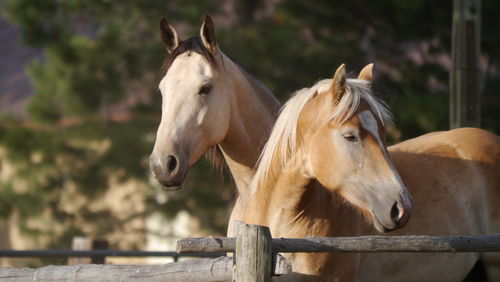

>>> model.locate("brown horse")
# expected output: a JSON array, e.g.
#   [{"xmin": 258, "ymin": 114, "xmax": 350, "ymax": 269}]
[
  {"xmin": 243, "ymin": 64, "xmax": 413, "ymax": 280},
  {"xmin": 149, "ymin": 15, "xmax": 280, "ymax": 235}
]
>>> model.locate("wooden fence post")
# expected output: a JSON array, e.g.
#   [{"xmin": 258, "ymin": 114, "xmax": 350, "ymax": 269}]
[
  {"xmin": 233, "ymin": 221, "xmax": 272, "ymax": 282},
  {"xmin": 69, "ymin": 237, "xmax": 109, "ymax": 265},
  {"xmin": 90, "ymin": 238, "xmax": 109, "ymax": 264},
  {"xmin": 450, "ymin": 0, "xmax": 481, "ymax": 128}
]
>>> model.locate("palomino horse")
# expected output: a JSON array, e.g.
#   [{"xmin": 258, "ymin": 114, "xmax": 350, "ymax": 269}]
[
  {"xmin": 244, "ymin": 64, "xmax": 500, "ymax": 281},
  {"xmin": 149, "ymin": 15, "xmax": 280, "ymax": 235},
  {"xmin": 243, "ymin": 64, "xmax": 414, "ymax": 281}
]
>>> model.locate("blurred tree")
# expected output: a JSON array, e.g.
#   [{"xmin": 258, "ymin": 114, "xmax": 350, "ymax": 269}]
[
  {"xmin": 219, "ymin": 0, "xmax": 499, "ymax": 138},
  {"xmin": 0, "ymin": 0, "xmax": 232, "ymax": 258},
  {"xmin": 0, "ymin": 0, "xmax": 499, "ymax": 261}
]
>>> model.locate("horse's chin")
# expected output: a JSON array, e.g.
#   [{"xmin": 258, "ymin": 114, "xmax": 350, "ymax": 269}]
[
  {"xmin": 161, "ymin": 183, "xmax": 183, "ymax": 191},
  {"xmin": 372, "ymin": 212, "xmax": 397, "ymax": 233}
]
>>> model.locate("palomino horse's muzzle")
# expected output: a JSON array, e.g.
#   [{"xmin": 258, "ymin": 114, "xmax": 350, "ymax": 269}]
[
  {"xmin": 385, "ymin": 193, "xmax": 413, "ymax": 232},
  {"xmin": 395, "ymin": 193, "xmax": 412, "ymax": 229},
  {"xmin": 150, "ymin": 153, "xmax": 187, "ymax": 191},
  {"xmin": 372, "ymin": 191, "xmax": 413, "ymax": 233}
]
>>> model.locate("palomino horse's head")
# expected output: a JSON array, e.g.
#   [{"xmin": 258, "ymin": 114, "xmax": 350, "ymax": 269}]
[
  {"xmin": 299, "ymin": 64, "xmax": 412, "ymax": 232},
  {"xmin": 150, "ymin": 15, "xmax": 230, "ymax": 191}
]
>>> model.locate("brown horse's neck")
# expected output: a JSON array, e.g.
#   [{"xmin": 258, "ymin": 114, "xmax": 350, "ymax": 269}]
[{"xmin": 218, "ymin": 54, "xmax": 280, "ymax": 200}]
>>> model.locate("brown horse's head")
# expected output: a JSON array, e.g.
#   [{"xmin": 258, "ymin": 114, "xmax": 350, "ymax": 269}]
[{"xmin": 150, "ymin": 15, "xmax": 230, "ymax": 191}]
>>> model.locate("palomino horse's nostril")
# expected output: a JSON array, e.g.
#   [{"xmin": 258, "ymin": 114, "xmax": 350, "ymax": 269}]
[
  {"xmin": 390, "ymin": 201, "xmax": 400, "ymax": 225},
  {"xmin": 166, "ymin": 155, "xmax": 178, "ymax": 174}
]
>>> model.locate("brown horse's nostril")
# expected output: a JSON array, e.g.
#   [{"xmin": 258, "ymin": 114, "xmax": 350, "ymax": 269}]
[{"xmin": 166, "ymin": 155, "xmax": 178, "ymax": 175}]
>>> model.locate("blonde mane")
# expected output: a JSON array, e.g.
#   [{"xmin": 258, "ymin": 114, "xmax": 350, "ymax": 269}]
[{"xmin": 251, "ymin": 78, "xmax": 392, "ymax": 192}]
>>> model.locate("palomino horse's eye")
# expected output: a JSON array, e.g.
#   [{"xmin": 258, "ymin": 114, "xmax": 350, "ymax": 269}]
[
  {"xmin": 343, "ymin": 134, "xmax": 358, "ymax": 142},
  {"xmin": 198, "ymin": 84, "xmax": 212, "ymax": 95}
]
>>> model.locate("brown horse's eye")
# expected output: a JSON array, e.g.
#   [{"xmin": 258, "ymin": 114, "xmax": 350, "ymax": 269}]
[
  {"xmin": 199, "ymin": 84, "xmax": 212, "ymax": 95},
  {"xmin": 343, "ymin": 134, "xmax": 357, "ymax": 142}
]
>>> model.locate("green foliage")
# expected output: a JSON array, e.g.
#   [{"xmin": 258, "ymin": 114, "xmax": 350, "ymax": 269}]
[{"xmin": 0, "ymin": 0, "xmax": 499, "ymax": 256}]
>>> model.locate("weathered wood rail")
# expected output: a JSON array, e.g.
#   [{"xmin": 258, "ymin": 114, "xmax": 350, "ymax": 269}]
[
  {"xmin": 0, "ymin": 257, "xmax": 234, "ymax": 282},
  {"xmin": 0, "ymin": 256, "xmax": 290, "ymax": 281},
  {"xmin": 1, "ymin": 221, "xmax": 499, "ymax": 281},
  {"xmin": 0, "ymin": 249, "xmax": 222, "ymax": 258},
  {"xmin": 178, "ymin": 233, "xmax": 500, "ymax": 253}
]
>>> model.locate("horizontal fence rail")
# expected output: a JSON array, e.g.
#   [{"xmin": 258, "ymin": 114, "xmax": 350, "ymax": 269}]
[
  {"xmin": 0, "ymin": 255, "xmax": 291, "ymax": 282},
  {"xmin": 177, "ymin": 234, "xmax": 500, "ymax": 254},
  {"xmin": 0, "ymin": 257, "xmax": 235, "ymax": 282},
  {"xmin": 0, "ymin": 250, "xmax": 224, "ymax": 259}
]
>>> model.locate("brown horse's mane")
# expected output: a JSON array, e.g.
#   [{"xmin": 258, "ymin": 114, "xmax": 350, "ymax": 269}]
[
  {"xmin": 162, "ymin": 36, "xmax": 218, "ymax": 74},
  {"xmin": 205, "ymin": 145, "xmax": 226, "ymax": 174}
]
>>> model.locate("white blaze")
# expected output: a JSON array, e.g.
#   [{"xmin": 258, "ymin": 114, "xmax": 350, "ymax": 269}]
[{"xmin": 359, "ymin": 110, "xmax": 406, "ymax": 188}]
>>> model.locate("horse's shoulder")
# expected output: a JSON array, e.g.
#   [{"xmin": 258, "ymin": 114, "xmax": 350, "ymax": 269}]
[{"xmin": 389, "ymin": 128, "xmax": 500, "ymax": 163}]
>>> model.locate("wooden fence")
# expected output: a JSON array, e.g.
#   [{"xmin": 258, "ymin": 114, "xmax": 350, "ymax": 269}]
[{"xmin": 1, "ymin": 221, "xmax": 500, "ymax": 281}]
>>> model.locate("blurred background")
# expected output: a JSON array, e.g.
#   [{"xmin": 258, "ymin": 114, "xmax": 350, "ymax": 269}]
[{"xmin": 0, "ymin": 0, "xmax": 498, "ymax": 267}]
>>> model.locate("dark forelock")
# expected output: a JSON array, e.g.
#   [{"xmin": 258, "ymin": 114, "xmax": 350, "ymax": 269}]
[{"xmin": 162, "ymin": 37, "xmax": 217, "ymax": 74}]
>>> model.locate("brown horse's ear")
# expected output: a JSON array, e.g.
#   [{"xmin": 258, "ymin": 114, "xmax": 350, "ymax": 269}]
[
  {"xmin": 200, "ymin": 14, "xmax": 217, "ymax": 54},
  {"xmin": 358, "ymin": 63, "xmax": 374, "ymax": 82},
  {"xmin": 330, "ymin": 64, "xmax": 347, "ymax": 104},
  {"xmin": 160, "ymin": 17, "xmax": 179, "ymax": 54}
]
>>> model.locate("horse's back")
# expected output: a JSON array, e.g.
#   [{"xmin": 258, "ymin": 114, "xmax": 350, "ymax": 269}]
[
  {"xmin": 390, "ymin": 127, "xmax": 499, "ymax": 203},
  {"xmin": 435, "ymin": 127, "xmax": 500, "ymax": 164},
  {"xmin": 391, "ymin": 127, "xmax": 499, "ymax": 161}
]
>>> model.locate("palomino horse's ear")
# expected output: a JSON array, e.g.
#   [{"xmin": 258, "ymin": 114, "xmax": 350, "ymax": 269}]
[
  {"xmin": 358, "ymin": 63, "xmax": 374, "ymax": 82},
  {"xmin": 330, "ymin": 64, "xmax": 347, "ymax": 104},
  {"xmin": 160, "ymin": 17, "xmax": 179, "ymax": 54},
  {"xmin": 200, "ymin": 14, "xmax": 217, "ymax": 54}
]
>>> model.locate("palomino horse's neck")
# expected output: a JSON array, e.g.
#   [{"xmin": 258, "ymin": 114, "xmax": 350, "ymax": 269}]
[
  {"xmin": 244, "ymin": 158, "xmax": 362, "ymax": 279},
  {"xmin": 218, "ymin": 52, "xmax": 280, "ymax": 200},
  {"xmin": 246, "ymin": 154, "xmax": 361, "ymax": 238}
]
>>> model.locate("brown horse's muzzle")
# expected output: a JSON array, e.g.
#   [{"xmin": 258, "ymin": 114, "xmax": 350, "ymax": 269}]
[{"xmin": 150, "ymin": 153, "xmax": 188, "ymax": 191}]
